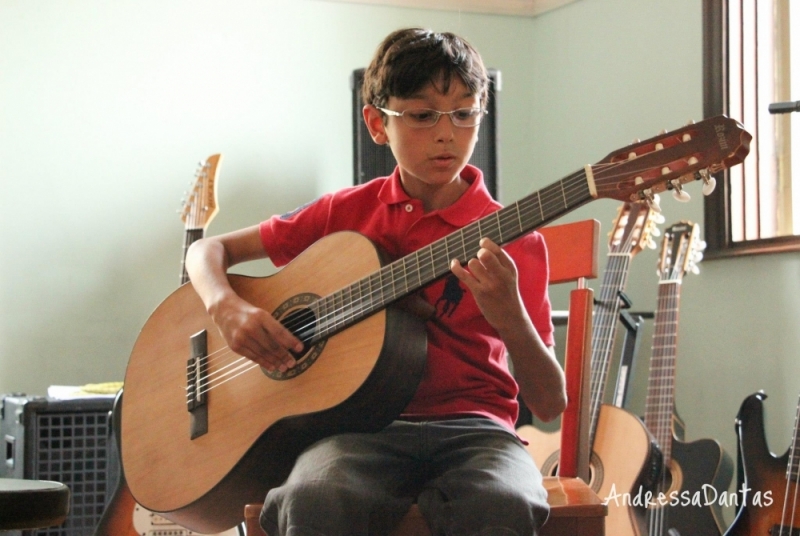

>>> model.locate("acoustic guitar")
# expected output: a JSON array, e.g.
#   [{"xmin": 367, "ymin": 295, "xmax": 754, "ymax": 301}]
[
  {"xmin": 636, "ymin": 221, "xmax": 733, "ymax": 536},
  {"xmin": 518, "ymin": 200, "xmax": 664, "ymax": 536},
  {"xmin": 93, "ymin": 155, "xmax": 236, "ymax": 536},
  {"xmin": 120, "ymin": 116, "xmax": 751, "ymax": 533},
  {"xmin": 724, "ymin": 391, "xmax": 800, "ymax": 536}
]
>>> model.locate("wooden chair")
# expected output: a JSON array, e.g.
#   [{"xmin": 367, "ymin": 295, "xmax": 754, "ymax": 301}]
[{"xmin": 245, "ymin": 219, "xmax": 607, "ymax": 536}]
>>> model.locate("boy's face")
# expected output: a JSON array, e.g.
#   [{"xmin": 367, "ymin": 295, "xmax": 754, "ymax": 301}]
[{"xmin": 364, "ymin": 76, "xmax": 480, "ymax": 201}]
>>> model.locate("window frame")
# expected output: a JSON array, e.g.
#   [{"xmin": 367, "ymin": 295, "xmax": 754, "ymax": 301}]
[{"xmin": 702, "ymin": 0, "xmax": 800, "ymax": 258}]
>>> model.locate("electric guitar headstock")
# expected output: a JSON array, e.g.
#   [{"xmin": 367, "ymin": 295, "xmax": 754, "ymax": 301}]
[
  {"xmin": 181, "ymin": 154, "xmax": 222, "ymax": 232},
  {"xmin": 589, "ymin": 115, "xmax": 751, "ymax": 209},
  {"xmin": 657, "ymin": 220, "xmax": 705, "ymax": 282},
  {"xmin": 608, "ymin": 201, "xmax": 665, "ymax": 256}
]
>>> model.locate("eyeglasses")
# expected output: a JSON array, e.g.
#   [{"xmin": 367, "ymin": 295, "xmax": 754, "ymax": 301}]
[{"xmin": 376, "ymin": 107, "xmax": 487, "ymax": 128}]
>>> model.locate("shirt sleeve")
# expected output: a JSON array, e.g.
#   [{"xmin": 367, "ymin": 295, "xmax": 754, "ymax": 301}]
[{"xmin": 258, "ymin": 194, "xmax": 333, "ymax": 267}]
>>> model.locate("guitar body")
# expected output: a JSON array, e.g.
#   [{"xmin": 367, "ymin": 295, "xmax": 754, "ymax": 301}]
[
  {"xmin": 96, "ymin": 392, "xmax": 241, "ymax": 536},
  {"xmin": 725, "ymin": 392, "xmax": 797, "ymax": 536},
  {"xmin": 121, "ymin": 232, "xmax": 428, "ymax": 533},
  {"xmin": 518, "ymin": 404, "xmax": 660, "ymax": 536},
  {"xmin": 631, "ymin": 433, "xmax": 733, "ymax": 536}
]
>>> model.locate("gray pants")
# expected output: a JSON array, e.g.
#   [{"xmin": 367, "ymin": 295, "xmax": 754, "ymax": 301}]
[{"xmin": 260, "ymin": 418, "xmax": 549, "ymax": 536}]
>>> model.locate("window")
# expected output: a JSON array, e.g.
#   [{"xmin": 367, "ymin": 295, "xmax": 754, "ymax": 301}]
[{"xmin": 703, "ymin": 0, "xmax": 799, "ymax": 257}]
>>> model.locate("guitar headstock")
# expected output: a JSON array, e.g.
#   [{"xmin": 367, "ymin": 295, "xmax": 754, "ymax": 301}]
[
  {"xmin": 589, "ymin": 115, "xmax": 751, "ymax": 205},
  {"xmin": 181, "ymin": 154, "xmax": 222, "ymax": 231},
  {"xmin": 608, "ymin": 201, "xmax": 665, "ymax": 255},
  {"xmin": 657, "ymin": 221, "xmax": 705, "ymax": 281}
]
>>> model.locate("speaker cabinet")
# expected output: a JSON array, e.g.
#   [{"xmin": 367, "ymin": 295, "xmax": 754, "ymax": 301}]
[
  {"xmin": 351, "ymin": 68, "xmax": 501, "ymax": 200},
  {"xmin": 1, "ymin": 395, "xmax": 115, "ymax": 536}
]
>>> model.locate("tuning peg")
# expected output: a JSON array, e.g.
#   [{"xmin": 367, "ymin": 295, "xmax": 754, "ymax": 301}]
[
  {"xmin": 702, "ymin": 177, "xmax": 717, "ymax": 195},
  {"xmin": 670, "ymin": 180, "xmax": 691, "ymax": 202},
  {"xmin": 672, "ymin": 189, "xmax": 691, "ymax": 202},
  {"xmin": 690, "ymin": 263, "xmax": 701, "ymax": 275},
  {"xmin": 653, "ymin": 212, "xmax": 666, "ymax": 224},
  {"xmin": 700, "ymin": 169, "xmax": 717, "ymax": 195},
  {"xmin": 645, "ymin": 236, "xmax": 658, "ymax": 249},
  {"xmin": 646, "ymin": 195, "xmax": 662, "ymax": 212},
  {"xmin": 651, "ymin": 227, "xmax": 661, "ymax": 237}
]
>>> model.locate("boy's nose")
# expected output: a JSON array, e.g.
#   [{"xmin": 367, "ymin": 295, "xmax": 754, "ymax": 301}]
[{"xmin": 432, "ymin": 115, "xmax": 456, "ymax": 141}]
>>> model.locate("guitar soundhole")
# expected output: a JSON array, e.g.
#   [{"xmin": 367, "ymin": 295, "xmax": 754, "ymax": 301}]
[
  {"xmin": 263, "ymin": 293, "xmax": 327, "ymax": 381},
  {"xmin": 541, "ymin": 451, "xmax": 605, "ymax": 493}
]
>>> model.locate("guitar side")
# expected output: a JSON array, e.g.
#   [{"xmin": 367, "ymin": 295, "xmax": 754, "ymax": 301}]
[
  {"xmin": 121, "ymin": 232, "xmax": 428, "ymax": 533},
  {"xmin": 724, "ymin": 392, "xmax": 795, "ymax": 536},
  {"xmin": 519, "ymin": 404, "xmax": 660, "ymax": 536}
]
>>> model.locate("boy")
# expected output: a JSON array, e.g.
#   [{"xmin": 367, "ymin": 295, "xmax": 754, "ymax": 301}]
[{"xmin": 186, "ymin": 28, "xmax": 566, "ymax": 536}]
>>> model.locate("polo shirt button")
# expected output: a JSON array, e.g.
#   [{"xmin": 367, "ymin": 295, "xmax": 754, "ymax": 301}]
[{"xmin": 405, "ymin": 204, "xmax": 413, "ymax": 212}]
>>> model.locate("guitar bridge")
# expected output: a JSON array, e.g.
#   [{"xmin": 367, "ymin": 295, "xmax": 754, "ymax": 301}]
[{"xmin": 186, "ymin": 330, "xmax": 208, "ymax": 439}]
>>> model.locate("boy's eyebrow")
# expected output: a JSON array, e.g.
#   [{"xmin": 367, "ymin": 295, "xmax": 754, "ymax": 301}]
[{"xmin": 403, "ymin": 90, "xmax": 478, "ymax": 102}]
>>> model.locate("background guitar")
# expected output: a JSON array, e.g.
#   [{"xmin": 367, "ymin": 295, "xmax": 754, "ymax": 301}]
[
  {"xmin": 519, "ymin": 200, "xmax": 663, "ymax": 536},
  {"xmin": 724, "ymin": 391, "xmax": 800, "ymax": 536},
  {"xmin": 93, "ymin": 155, "xmax": 237, "ymax": 536},
  {"xmin": 120, "ymin": 117, "xmax": 750, "ymax": 533},
  {"xmin": 636, "ymin": 220, "xmax": 733, "ymax": 536}
]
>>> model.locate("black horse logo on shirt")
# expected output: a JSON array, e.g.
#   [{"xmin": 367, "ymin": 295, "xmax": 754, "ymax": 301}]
[{"xmin": 435, "ymin": 275, "xmax": 465, "ymax": 318}]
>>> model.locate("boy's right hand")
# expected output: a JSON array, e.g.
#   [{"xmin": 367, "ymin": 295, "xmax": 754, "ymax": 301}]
[{"xmin": 210, "ymin": 293, "xmax": 304, "ymax": 372}]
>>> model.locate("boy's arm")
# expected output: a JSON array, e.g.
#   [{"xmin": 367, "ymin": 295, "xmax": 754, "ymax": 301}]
[
  {"xmin": 450, "ymin": 238, "xmax": 567, "ymax": 422},
  {"xmin": 185, "ymin": 225, "xmax": 303, "ymax": 372}
]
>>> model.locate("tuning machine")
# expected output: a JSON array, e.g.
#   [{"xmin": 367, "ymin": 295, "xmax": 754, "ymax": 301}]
[
  {"xmin": 633, "ymin": 178, "xmax": 662, "ymax": 212},
  {"xmin": 697, "ymin": 168, "xmax": 717, "ymax": 195}
]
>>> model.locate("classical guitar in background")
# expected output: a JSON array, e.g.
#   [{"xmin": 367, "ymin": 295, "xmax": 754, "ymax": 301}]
[
  {"xmin": 93, "ymin": 155, "xmax": 238, "ymax": 536},
  {"xmin": 724, "ymin": 391, "xmax": 800, "ymax": 536},
  {"xmin": 120, "ymin": 116, "xmax": 751, "ymax": 533},
  {"xmin": 518, "ymin": 200, "xmax": 664, "ymax": 536},
  {"xmin": 635, "ymin": 221, "xmax": 733, "ymax": 536}
]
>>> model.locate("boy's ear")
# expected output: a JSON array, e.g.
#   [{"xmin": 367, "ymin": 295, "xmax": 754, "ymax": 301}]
[{"xmin": 363, "ymin": 105, "xmax": 389, "ymax": 145}]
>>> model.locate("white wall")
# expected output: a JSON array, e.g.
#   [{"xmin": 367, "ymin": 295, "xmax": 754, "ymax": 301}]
[{"xmin": 3, "ymin": 0, "xmax": 800, "ymax": 518}]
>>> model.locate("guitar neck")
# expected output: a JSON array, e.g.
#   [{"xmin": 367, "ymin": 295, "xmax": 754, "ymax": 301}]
[
  {"xmin": 788, "ymin": 393, "xmax": 800, "ymax": 482},
  {"xmin": 587, "ymin": 252, "xmax": 632, "ymax": 447},
  {"xmin": 644, "ymin": 280, "xmax": 681, "ymax": 464},
  {"xmin": 308, "ymin": 170, "xmax": 594, "ymax": 344},
  {"xmin": 181, "ymin": 228, "xmax": 205, "ymax": 285}
]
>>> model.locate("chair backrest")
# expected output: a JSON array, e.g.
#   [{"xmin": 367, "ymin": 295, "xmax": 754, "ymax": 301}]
[{"xmin": 538, "ymin": 219, "xmax": 600, "ymax": 482}]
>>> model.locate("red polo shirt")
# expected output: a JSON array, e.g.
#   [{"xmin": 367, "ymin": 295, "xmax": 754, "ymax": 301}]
[{"xmin": 259, "ymin": 165, "xmax": 554, "ymax": 431}]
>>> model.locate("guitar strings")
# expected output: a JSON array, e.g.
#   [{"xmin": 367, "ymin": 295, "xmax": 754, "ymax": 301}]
[
  {"xmin": 187, "ymin": 158, "xmax": 685, "ymax": 399},
  {"xmin": 185, "ymin": 168, "xmax": 593, "ymax": 399},
  {"xmin": 781, "ymin": 394, "xmax": 800, "ymax": 534},
  {"xmin": 645, "ymin": 270, "xmax": 682, "ymax": 536},
  {"xmin": 186, "ymin": 159, "xmax": 672, "ymax": 399}
]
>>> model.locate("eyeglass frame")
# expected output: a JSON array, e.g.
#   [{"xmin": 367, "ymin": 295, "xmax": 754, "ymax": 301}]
[{"xmin": 375, "ymin": 106, "xmax": 488, "ymax": 128}]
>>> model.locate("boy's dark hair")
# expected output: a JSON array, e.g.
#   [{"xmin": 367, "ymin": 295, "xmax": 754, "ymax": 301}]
[{"xmin": 362, "ymin": 28, "xmax": 488, "ymax": 111}]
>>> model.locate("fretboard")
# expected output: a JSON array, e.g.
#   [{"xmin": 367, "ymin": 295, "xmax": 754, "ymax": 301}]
[
  {"xmin": 788, "ymin": 393, "xmax": 800, "ymax": 482},
  {"xmin": 644, "ymin": 280, "xmax": 681, "ymax": 465},
  {"xmin": 588, "ymin": 251, "xmax": 632, "ymax": 447},
  {"xmin": 181, "ymin": 228, "xmax": 205, "ymax": 285},
  {"xmin": 308, "ymin": 169, "xmax": 594, "ymax": 343}
]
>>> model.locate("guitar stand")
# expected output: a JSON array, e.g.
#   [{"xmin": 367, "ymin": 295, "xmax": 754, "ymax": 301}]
[{"xmin": 611, "ymin": 291, "xmax": 652, "ymax": 409}]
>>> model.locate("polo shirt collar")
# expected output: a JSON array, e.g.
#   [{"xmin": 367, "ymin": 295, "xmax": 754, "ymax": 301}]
[{"xmin": 377, "ymin": 165, "xmax": 496, "ymax": 226}]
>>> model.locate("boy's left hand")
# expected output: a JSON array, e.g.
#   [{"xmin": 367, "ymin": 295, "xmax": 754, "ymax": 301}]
[{"xmin": 449, "ymin": 237, "xmax": 524, "ymax": 331}]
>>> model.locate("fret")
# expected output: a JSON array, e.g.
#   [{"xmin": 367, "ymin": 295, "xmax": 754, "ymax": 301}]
[
  {"xmin": 644, "ymin": 280, "xmax": 682, "ymax": 462},
  {"xmin": 788, "ymin": 395, "xmax": 800, "ymax": 481},
  {"xmin": 587, "ymin": 251, "xmax": 633, "ymax": 446}
]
